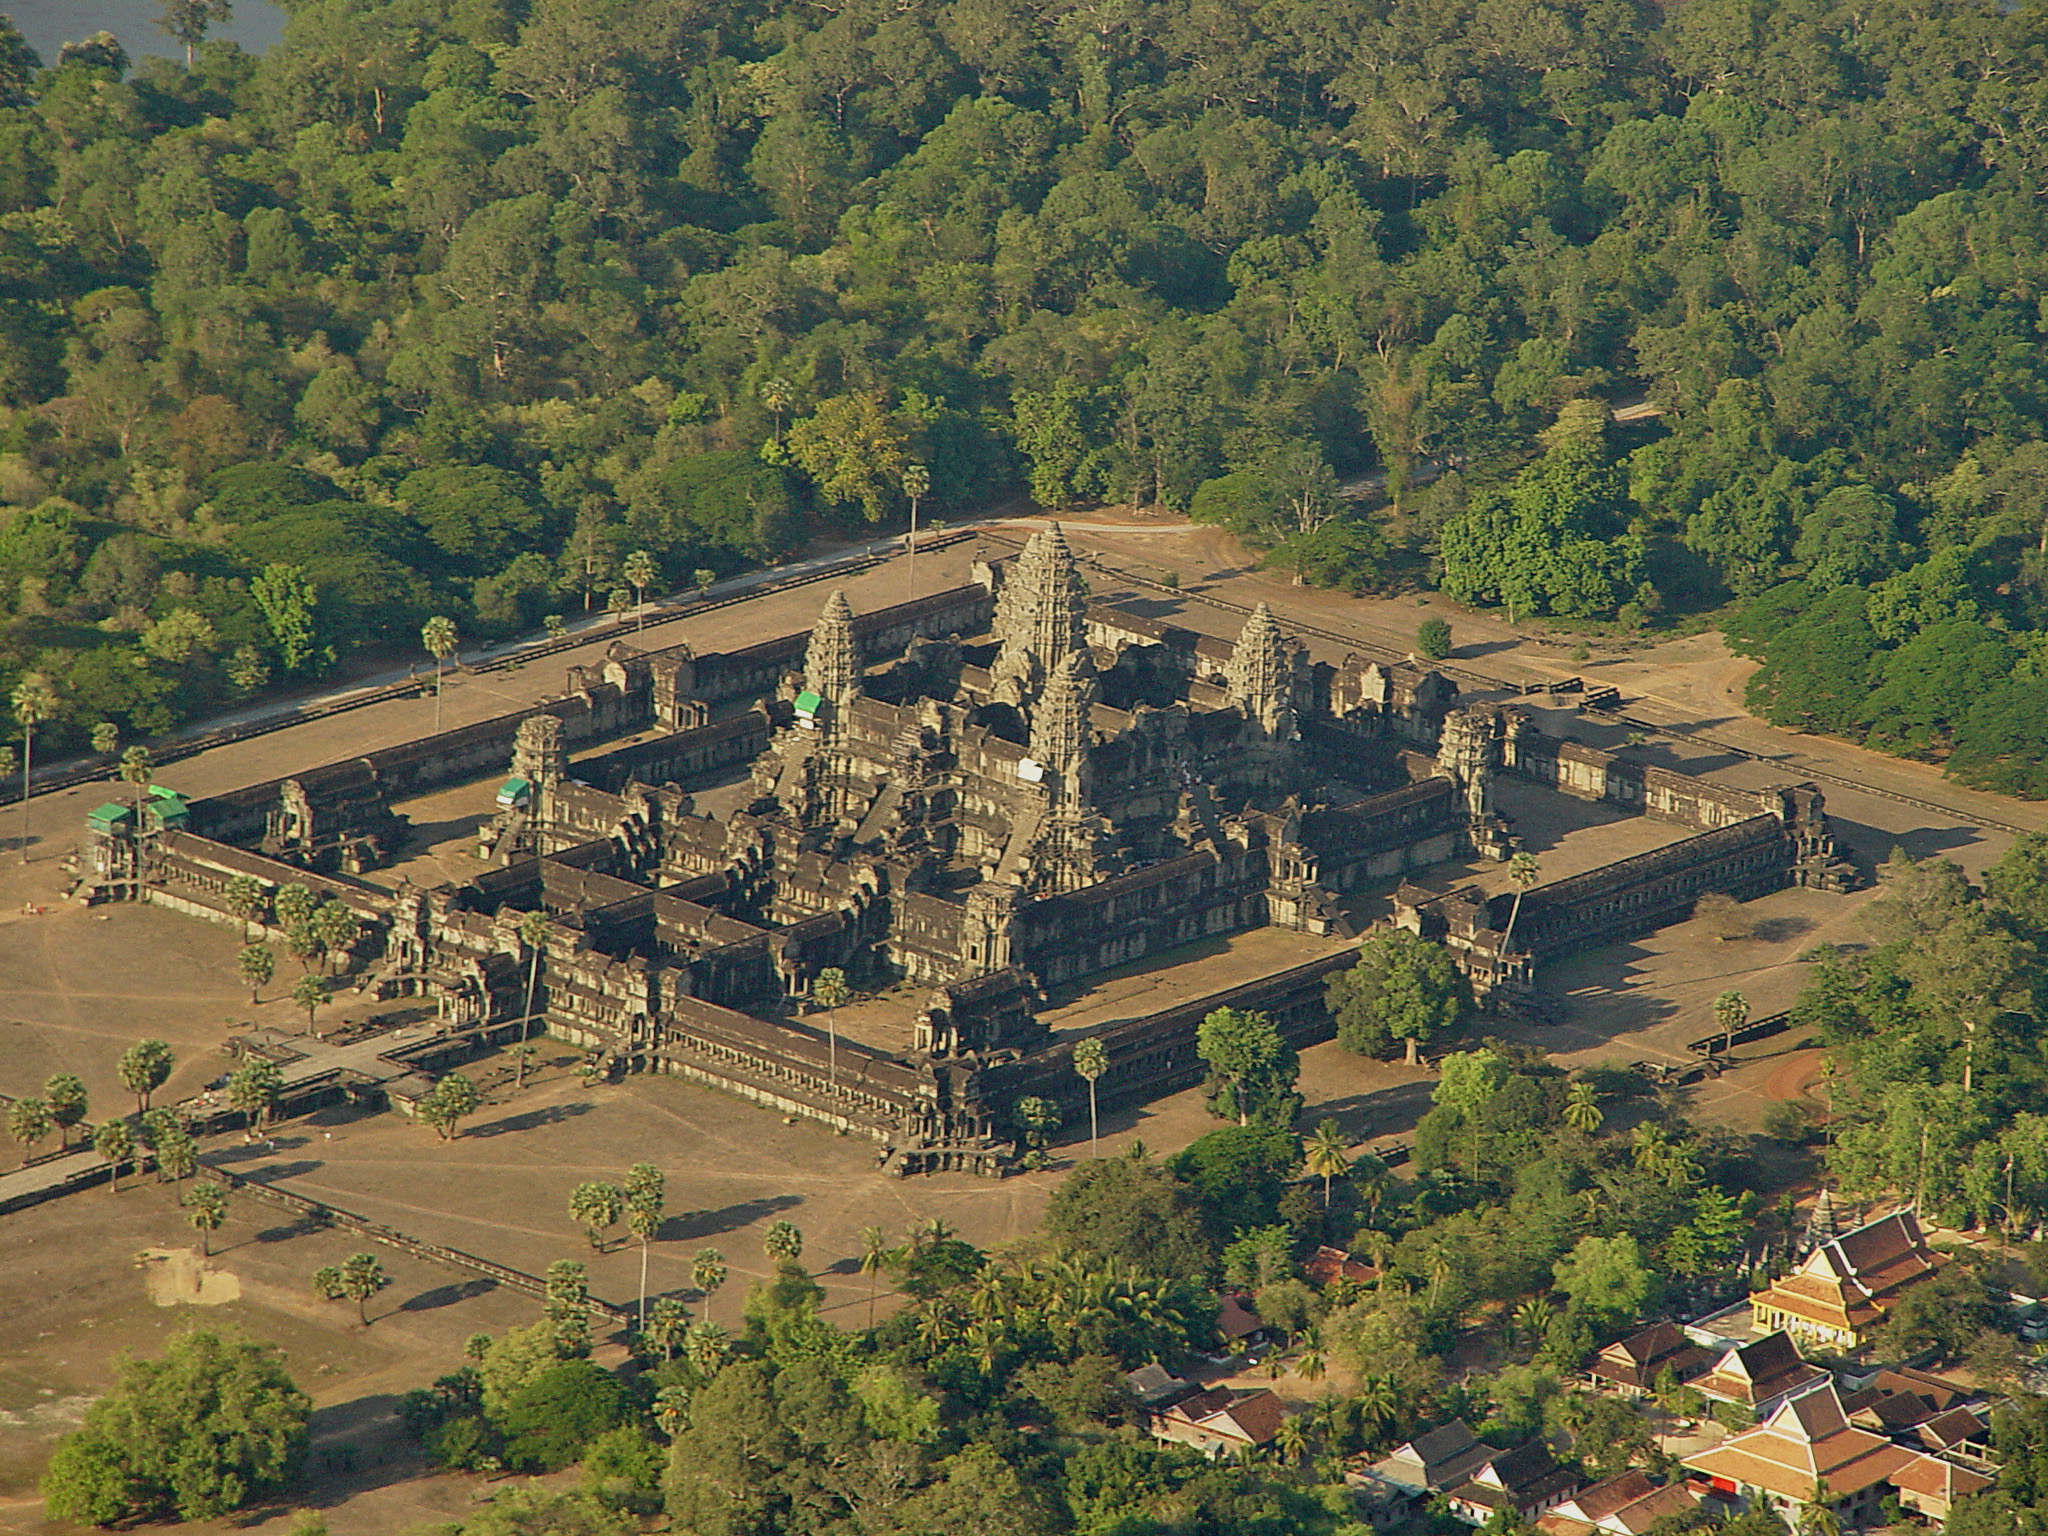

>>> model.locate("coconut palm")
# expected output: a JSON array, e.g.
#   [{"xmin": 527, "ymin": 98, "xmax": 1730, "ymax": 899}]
[
  {"xmin": 11, "ymin": 671, "xmax": 58, "ymax": 863},
  {"xmin": 1304, "ymin": 1119, "xmax": 1350, "ymax": 1207},
  {"xmin": 812, "ymin": 967, "xmax": 849, "ymax": 1091},
  {"xmin": 1563, "ymin": 1079, "xmax": 1604, "ymax": 1134},
  {"xmin": 1072, "ymin": 1036, "xmax": 1109, "ymax": 1157},
  {"xmin": 421, "ymin": 616, "xmax": 458, "ymax": 731},
  {"xmin": 1274, "ymin": 1415, "xmax": 1309, "ymax": 1472},
  {"xmin": 1355, "ymin": 1373, "xmax": 1398, "ymax": 1437},
  {"xmin": 184, "ymin": 1181, "xmax": 228, "ymax": 1256}
]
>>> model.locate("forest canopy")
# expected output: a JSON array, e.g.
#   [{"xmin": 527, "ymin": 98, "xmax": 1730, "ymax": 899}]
[{"xmin": 5, "ymin": 0, "xmax": 2048, "ymax": 779}]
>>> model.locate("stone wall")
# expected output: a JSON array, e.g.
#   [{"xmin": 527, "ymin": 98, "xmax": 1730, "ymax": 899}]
[{"xmin": 1502, "ymin": 717, "xmax": 1780, "ymax": 830}]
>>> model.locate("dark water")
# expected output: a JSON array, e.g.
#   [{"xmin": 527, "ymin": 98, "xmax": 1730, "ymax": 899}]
[{"xmin": 8, "ymin": 0, "xmax": 286, "ymax": 65}]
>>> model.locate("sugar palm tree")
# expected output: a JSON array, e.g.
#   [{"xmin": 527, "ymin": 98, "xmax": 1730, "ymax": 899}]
[
  {"xmin": 421, "ymin": 616, "xmax": 458, "ymax": 732},
  {"xmin": 184, "ymin": 1181, "xmax": 228, "ymax": 1256},
  {"xmin": 1563, "ymin": 1079, "xmax": 1604, "ymax": 1134},
  {"xmin": 764, "ymin": 1219, "xmax": 803, "ymax": 1267},
  {"xmin": 692, "ymin": 1248, "xmax": 728, "ymax": 1323},
  {"xmin": 1714, "ymin": 989, "xmax": 1749, "ymax": 1055},
  {"xmin": 902, "ymin": 460, "xmax": 930, "ymax": 597},
  {"xmin": 8, "ymin": 1097, "xmax": 52, "ymax": 1165},
  {"xmin": 11, "ymin": 671, "xmax": 58, "ymax": 863},
  {"xmin": 118, "ymin": 1039, "xmax": 175, "ymax": 1114},
  {"xmin": 517, "ymin": 910, "xmax": 548, "ymax": 1087},
  {"xmin": 292, "ymin": 973, "xmax": 327, "ymax": 1036},
  {"xmin": 44, "ymin": 1074, "xmax": 87, "ymax": 1149},
  {"xmin": 685, "ymin": 1320, "xmax": 729, "ymax": 1378},
  {"xmin": 225, "ymin": 875, "xmax": 266, "ymax": 940},
  {"xmin": 625, "ymin": 1161, "xmax": 665, "ymax": 1329},
  {"xmin": 569, "ymin": 1180, "xmax": 625, "ymax": 1250},
  {"xmin": 1304, "ymin": 1118, "xmax": 1350, "ymax": 1207},
  {"xmin": 1072, "ymin": 1036, "xmax": 1108, "ymax": 1158},
  {"xmin": 812, "ymin": 968, "xmax": 849, "ymax": 1092},
  {"xmin": 623, "ymin": 549, "xmax": 656, "ymax": 632},
  {"xmin": 119, "ymin": 746, "xmax": 154, "ymax": 890},
  {"xmin": 238, "ymin": 943, "xmax": 275, "ymax": 1003},
  {"xmin": 1495, "ymin": 850, "xmax": 1541, "ymax": 970},
  {"xmin": 95, "ymin": 1119, "xmax": 135, "ymax": 1192},
  {"xmin": 858, "ymin": 1224, "xmax": 894, "ymax": 1327}
]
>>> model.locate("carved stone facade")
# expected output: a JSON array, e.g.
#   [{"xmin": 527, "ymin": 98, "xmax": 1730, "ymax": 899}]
[{"xmin": 87, "ymin": 536, "xmax": 1855, "ymax": 1173}]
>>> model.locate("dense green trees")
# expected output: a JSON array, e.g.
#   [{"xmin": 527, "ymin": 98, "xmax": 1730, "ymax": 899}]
[
  {"xmin": 42, "ymin": 1330, "xmax": 309, "ymax": 1524},
  {"xmin": 6, "ymin": 0, "xmax": 2048, "ymax": 784}
]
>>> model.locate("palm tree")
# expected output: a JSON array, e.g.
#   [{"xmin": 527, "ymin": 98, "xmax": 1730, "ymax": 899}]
[
  {"xmin": 858, "ymin": 1224, "xmax": 894, "ymax": 1327},
  {"xmin": 184, "ymin": 1181, "xmax": 228, "ymax": 1256},
  {"xmin": 1304, "ymin": 1118, "xmax": 1350, "ymax": 1207},
  {"xmin": 421, "ymin": 616, "xmax": 458, "ymax": 732},
  {"xmin": 570, "ymin": 1180, "xmax": 626, "ymax": 1250},
  {"xmin": 1072, "ymin": 1036, "xmax": 1108, "ymax": 1158},
  {"xmin": 1511, "ymin": 1296, "xmax": 1555, "ymax": 1351},
  {"xmin": 119, "ymin": 746, "xmax": 154, "ymax": 891},
  {"xmin": 517, "ymin": 910, "xmax": 548, "ymax": 1087},
  {"xmin": 7, "ymin": 1097, "xmax": 52, "ymax": 1165},
  {"xmin": 1274, "ymin": 1415, "xmax": 1309, "ymax": 1474},
  {"xmin": 11, "ymin": 671, "xmax": 57, "ymax": 863},
  {"xmin": 292, "ymin": 973, "xmax": 327, "ymax": 1036},
  {"xmin": 691, "ymin": 1248, "xmax": 728, "ymax": 1323},
  {"xmin": 625, "ymin": 1161, "xmax": 664, "ymax": 1329},
  {"xmin": 1293, "ymin": 1328, "xmax": 1327, "ymax": 1382},
  {"xmin": 118, "ymin": 1039, "xmax": 174, "ymax": 1114},
  {"xmin": 95, "ymin": 1119, "xmax": 135, "ymax": 1192},
  {"xmin": 811, "ymin": 968, "xmax": 849, "ymax": 1091},
  {"xmin": 1495, "ymin": 850, "xmax": 1541, "ymax": 971},
  {"xmin": 1714, "ymin": 989, "xmax": 1749, "ymax": 1055},
  {"xmin": 1355, "ymin": 1373, "xmax": 1398, "ymax": 1439},
  {"xmin": 684, "ymin": 1320, "xmax": 730, "ymax": 1379},
  {"xmin": 759, "ymin": 376, "xmax": 792, "ymax": 448},
  {"xmin": 238, "ymin": 943, "xmax": 275, "ymax": 1003},
  {"xmin": 226, "ymin": 1060, "xmax": 282, "ymax": 1138},
  {"xmin": 225, "ymin": 875, "xmax": 266, "ymax": 940},
  {"xmin": 1563, "ymin": 1079, "xmax": 1604, "ymax": 1134},
  {"xmin": 44, "ymin": 1074, "xmax": 87, "ymax": 1149},
  {"xmin": 1798, "ymin": 1481, "xmax": 1841, "ymax": 1536},
  {"xmin": 623, "ymin": 549, "xmax": 656, "ymax": 632},
  {"xmin": 643, "ymin": 1297, "xmax": 689, "ymax": 1363},
  {"xmin": 902, "ymin": 460, "xmax": 930, "ymax": 597},
  {"xmin": 764, "ymin": 1219, "xmax": 804, "ymax": 1267}
]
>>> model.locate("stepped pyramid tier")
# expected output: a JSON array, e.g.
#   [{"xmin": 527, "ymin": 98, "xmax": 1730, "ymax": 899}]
[
  {"xmin": 990, "ymin": 522, "xmax": 1087, "ymax": 708},
  {"xmin": 1226, "ymin": 601, "xmax": 1295, "ymax": 738},
  {"xmin": 802, "ymin": 589, "xmax": 861, "ymax": 707}
]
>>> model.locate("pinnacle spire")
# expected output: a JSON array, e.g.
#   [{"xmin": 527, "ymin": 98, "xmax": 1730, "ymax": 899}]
[
  {"xmin": 991, "ymin": 522, "xmax": 1087, "ymax": 705},
  {"xmin": 1226, "ymin": 601, "xmax": 1290, "ymax": 733},
  {"xmin": 803, "ymin": 589, "xmax": 860, "ymax": 706},
  {"xmin": 1028, "ymin": 646, "xmax": 1097, "ymax": 775}
]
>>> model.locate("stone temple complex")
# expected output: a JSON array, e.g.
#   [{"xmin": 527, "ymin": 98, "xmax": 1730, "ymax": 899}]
[{"xmin": 83, "ymin": 527, "xmax": 1856, "ymax": 1173}]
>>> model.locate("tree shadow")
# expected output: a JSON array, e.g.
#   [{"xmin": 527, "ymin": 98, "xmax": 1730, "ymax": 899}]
[
  {"xmin": 252, "ymin": 1211, "xmax": 330, "ymax": 1244},
  {"xmin": 232, "ymin": 1392, "xmax": 441, "ymax": 1518},
  {"xmin": 1750, "ymin": 914, "xmax": 1816, "ymax": 945},
  {"xmin": 236, "ymin": 1158, "xmax": 325, "ymax": 1185},
  {"xmin": 1297, "ymin": 1079, "xmax": 1437, "ymax": 1141},
  {"xmin": 464, "ymin": 1101, "xmax": 593, "ymax": 1138},
  {"xmin": 399, "ymin": 1276, "xmax": 498, "ymax": 1312},
  {"xmin": 665, "ymin": 1194, "xmax": 803, "ymax": 1242}
]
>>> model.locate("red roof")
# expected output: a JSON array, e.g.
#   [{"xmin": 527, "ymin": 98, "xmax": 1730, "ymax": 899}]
[{"xmin": 1304, "ymin": 1245, "xmax": 1380, "ymax": 1286}]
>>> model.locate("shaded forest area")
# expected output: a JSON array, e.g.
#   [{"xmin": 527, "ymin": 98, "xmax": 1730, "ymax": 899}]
[{"xmin": 4, "ymin": 0, "xmax": 2048, "ymax": 786}]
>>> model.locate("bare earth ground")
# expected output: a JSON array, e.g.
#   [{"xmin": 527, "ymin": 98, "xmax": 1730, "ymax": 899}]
[{"xmin": 1, "ymin": 524, "xmax": 2042, "ymax": 1531}]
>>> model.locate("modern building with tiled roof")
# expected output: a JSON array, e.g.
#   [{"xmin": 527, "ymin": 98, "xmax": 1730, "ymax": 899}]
[
  {"xmin": 1693, "ymin": 1330, "xmax": 1831, "ymax": 1416},
  {"xmin": 1683, "ymin": 1383, "xmax": 1990, "ymax": 1528},
  {"xmin": 1588, "ymin": 1321, "xmax": 1714, "ymax": 1396},
  {"xmin": 1751, "ymin": 1209, "xmax": 1948, "ymax": 1349}
]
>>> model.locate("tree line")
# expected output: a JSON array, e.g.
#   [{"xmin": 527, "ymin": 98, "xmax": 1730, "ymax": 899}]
[{"xmin": 5, "ymin": 0, "xmax": 2048, "ymax": 787}]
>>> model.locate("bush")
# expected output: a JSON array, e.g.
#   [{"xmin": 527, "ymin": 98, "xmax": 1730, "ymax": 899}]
[{"xmin": 1417, "ymin": 616, "xmax": 1452, "ymax": 660}]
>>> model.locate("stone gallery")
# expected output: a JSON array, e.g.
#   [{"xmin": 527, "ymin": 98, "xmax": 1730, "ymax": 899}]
[{"xmin": 84, "ymin": 528, "xmax": 1854, "ymax": 1173}]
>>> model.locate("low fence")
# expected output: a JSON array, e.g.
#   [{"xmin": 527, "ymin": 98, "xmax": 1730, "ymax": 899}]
[
  {"xmin": 198, "ymin": 1162, "xmax": 632, "ymax": 1320},
  {"xmin": 1685, "ymin": 1009, "xmax": 1794, "ymax": 1057}
]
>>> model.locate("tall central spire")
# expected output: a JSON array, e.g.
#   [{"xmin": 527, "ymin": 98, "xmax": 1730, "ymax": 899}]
[
  {"xmin": 1226, "ymin": 602, "xmax": 1294, "ymax": 738},
  {"xmin": 991, "ymin": 523, "xmax": 1087, "ymax": 706},
  {"xmin": 803, "ymin": 589, "xmax": 860, "ymax": 707}
]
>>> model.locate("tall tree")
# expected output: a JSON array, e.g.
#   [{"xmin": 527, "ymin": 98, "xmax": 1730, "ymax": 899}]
[
  {"xmin": 570, "ymin": 1179, "xmax": 626, "ymax": 1250},
  {"xmin": 183, "ymin": 1181, "xmax": 228, "ymax": 1256},
  {"xmin": 625, "ymin": 1161, "xmax": 664, "ymax": 1329},
  {"xmin": 1304, "ymin": 1119, "xmax": 1350, "ymax": 1208},
  {"xmin": 812, "ymin": 968, "xmax": 849, "ymax": 1092},
  {"xmin": 1072, "ymin": 1036, "xmax": 1109, "ymax": 1158},
  {"xmin": 95, "ymin": 1120, "xmax": 136, "ymax": 1193},
  {"xmin": 44, "ymin": 1074, "xmax": 88, "ymax": 1150},
  {"xmin": 8, "ymin": 1096, "xmax": 52, "ymax": 1165},
  {"xmin": 11, "ymin": 672, "xmax": 57, "ymax": 864},
  {"xmin": 118, "ymin": 1039, "xmax": 175, "ymax": 1114},
  {"xmin": 421, "ymin": 615, "xmax": 458, "ymax": 732},
  {"xmin": 692, "ymin": 1249, "xmax": 728, "ymax": 1324},
  {"xmin": 237, "ymin": 943, "xmax": 275, "ymax": 1003}
]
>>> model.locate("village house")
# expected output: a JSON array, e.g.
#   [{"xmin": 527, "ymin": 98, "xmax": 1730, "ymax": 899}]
[
  {"xmin": 1150, "ymin": 1386, "xmax": 1288, "ymax": 1457},
  {"xmin": 1446, "ymin": 1441, "xmax": 1580, "ymax": 1525},
  {"xmin": 1539, "ymin": 1471, "xmax": 1703, "ymax": 1536},
  {"xmin": 1362, "ymin": 1420, "xmax": 1500, "ymax": 1503}
]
